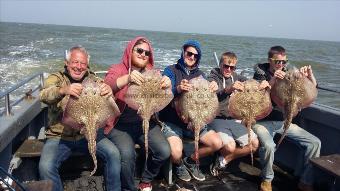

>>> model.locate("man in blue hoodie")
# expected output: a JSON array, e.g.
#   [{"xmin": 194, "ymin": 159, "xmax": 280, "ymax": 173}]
[{"xmin": 159, "ymin": 40, "xmax": 223, "ymax": 182}]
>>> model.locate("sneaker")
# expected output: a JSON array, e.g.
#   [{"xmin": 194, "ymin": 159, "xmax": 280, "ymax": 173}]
[
  {"xmin": 139, "ymin": 182, "xmax": 152, "ymax": 191},
  {"xmin": 210, "ymin": 155, "xmax": 227, "ymax": 176},
  {"xmin": 260, "ymin": 180, "xmax": 272, "ymax": 191},
  {"xmin": 183, "ymin": 157, "xmax": 205, "ymax": 181},
  {"xmin": 175, "ymin": 163, "xmax": 191, "ymax": 182}
]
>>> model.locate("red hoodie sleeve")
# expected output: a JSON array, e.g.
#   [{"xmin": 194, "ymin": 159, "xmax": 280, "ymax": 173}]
[{"xmin": 104, "ymin": 64, "xmax": 127, "ymax": 94}]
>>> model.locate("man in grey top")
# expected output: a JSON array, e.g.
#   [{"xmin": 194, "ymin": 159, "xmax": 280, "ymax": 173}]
[{"xmin": 207, "ymin": 52, "xmax": 259, "ymax": 176}]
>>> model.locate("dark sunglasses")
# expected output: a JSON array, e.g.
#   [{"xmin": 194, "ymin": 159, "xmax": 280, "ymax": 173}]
[
  {"xmin": 222, "ymin": 64, "xmax": 236, "ymax": 70},
  {"xmin": 134, "ymin": 47, "xmax": 151, "ymax": 57},
  {"xmin": 185, "ymin": 51, "xmax": 199, "ymax": 59},
  {"xmin": 270, "ymin": 58, "xmax": 288, "ymax": 65}
]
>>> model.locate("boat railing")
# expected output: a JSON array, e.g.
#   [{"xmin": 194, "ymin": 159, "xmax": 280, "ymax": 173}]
[{"xmin": 0, "ymin": 72, "xmax": 45, "ymax": 116}]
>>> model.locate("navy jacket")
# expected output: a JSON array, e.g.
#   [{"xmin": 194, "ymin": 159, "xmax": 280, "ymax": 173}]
[{"xmin": 160, "ymin": 40, "xmax": 205, "ymax": 127}]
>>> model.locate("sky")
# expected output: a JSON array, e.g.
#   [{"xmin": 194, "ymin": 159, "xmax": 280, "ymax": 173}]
[{"xmin": 1, "ymin": 0, "xmax": 340, "ymax": 42}]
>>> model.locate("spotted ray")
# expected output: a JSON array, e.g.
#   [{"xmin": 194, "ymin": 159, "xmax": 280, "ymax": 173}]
[
  {"xmin": 271, "ymin": 68, "xmax": 317, "ymax": 148},
  {"xmin": 228, "ymin": 79, "xmax": 272, "ymax": 165},
  {"xmin": 62, "ymin": 78, "xmax": 120, "ymax": 176},
  {"xmin": 125, "ymin": 69, "xmax": 173, "ymax": 158},
  {"xmin": 175, "ymin": 76, "xmax": 219, "ymax": 163}
]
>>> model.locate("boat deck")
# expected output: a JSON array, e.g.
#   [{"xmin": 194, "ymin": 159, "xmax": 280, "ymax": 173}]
[
  {"xmin": 55, "ymin": 155, "xmax": 298, "ymax": 191},
  {"xmin": 151, "ymin": 158, "xmax": 297, "ymax": 191}
]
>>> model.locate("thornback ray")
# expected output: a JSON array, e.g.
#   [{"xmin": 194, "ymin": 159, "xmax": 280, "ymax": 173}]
[
  {"xmin": 124, "ymin": 69, "xmax": 173, "ymax": 159},
  {"xmin": 228, "ymin": 79, "xmax": 272, "ymax": 165},
  {"xmin": 271, "ymin": 68, "xmax": 318, "ymax": 148},
  {"xmin": 62, "ymin": 78, "xmax": 120, "ymax": 176},
  {"xmin": 175, "ymin": 76, "xmax": 219, "ymax": 164}
]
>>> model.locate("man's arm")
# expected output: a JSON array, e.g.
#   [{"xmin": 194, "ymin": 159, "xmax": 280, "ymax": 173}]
[
  {"xmin": 207, "ymin": 69, "xmax": 224, "ymax": 96},
  {"xmin": 104, "ymin": 65, "xmax": 126, "ymax": 93},
  {"xmin": 163, "ymin": 66, "xmax": 177, "ymax": 96},
  {"xmin": 39, "ymin": 74, "xmax": 65, "ymax": 104}
]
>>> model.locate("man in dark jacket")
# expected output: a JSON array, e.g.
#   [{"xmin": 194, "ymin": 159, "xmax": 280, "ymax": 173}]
[
  {"xmin": 160, "ymin": 40, "xmax": 222, "ymax": 182},
  {"xmin": 253, "ymin": 46, "xmax": 320, "ymax": 191}
]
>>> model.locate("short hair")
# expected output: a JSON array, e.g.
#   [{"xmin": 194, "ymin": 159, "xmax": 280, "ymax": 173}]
[
  {"xmin": 268, "ymin": 46, "xmax": 286, "ymax": 59},
  {"xmin": 65, "ymin": 45, "xmax": 90, "ymax": 63},
  {"xmin": 219, "ymin": 51, "xmax": 238, "ymax": 65}
]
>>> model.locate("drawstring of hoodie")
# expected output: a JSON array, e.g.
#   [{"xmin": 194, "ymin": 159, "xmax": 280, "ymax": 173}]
[{"xmin": 223, "ymin": 75, "xmax": 234, "ymax": 89}]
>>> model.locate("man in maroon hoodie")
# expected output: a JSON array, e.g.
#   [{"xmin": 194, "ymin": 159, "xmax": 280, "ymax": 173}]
[{"xmin": 104, "ymin": 37, "xmax": 171, "ymax": 191}]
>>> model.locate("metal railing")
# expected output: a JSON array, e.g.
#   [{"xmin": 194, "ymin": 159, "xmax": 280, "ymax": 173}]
[
  {"xmin": 0, "ymin": 167, "xmax": 26, "ymax": 191},
  {"xmin": 0, "ymin": 73, "xmax": 44, "ymax": 116}
]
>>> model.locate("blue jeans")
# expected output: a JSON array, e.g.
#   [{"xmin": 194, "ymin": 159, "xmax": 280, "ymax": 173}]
[
  {"xmin": 253, "ymin": 120, "xmax": 321, "ymax": 184},
  {"xmin": 39, "ymin": 130, "xmax": 121, "ymax": 191},
  {"xmin": 107, "ymin": 121, "xmax": 170, "ymax": 191}
]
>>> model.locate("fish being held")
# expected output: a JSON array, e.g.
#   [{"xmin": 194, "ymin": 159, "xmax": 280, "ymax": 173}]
[
  {"xmin": 62, "ymin": 78, "xmax": 120, "ymax": 176},
  {"xmin": 228, "ymin": 79, "xmax": 272, "ymax": 165},
  {"xmin": 271, "ymin": 68, "xmax": 317, "ymax": 148},
  {"xmin": 175, "ymin": 76, "xmax": 219, "ymax": 163},
  {"xmin": 124, "ymin": 69, "xmax": 173, "ymax": 158}
]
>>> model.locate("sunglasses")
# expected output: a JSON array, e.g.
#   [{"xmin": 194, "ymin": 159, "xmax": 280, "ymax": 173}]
[
  {"xmin": 185, "ymin": 51, "xmax": 199, "ymax": 59},
  {"xmin": 270, "ymin": 58, "xmax": 288, "ymax": 65},
  {"xmin": 134, "ymin": 47, "xmax": 151, "ymax": 57},
  {"xmin": 222, "ymin": 64, "xmax": 236, "ymax": 70}
]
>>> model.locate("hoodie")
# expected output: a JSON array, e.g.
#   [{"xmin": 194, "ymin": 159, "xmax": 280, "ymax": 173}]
[
  {"xmin": 253, "ymin": 62, "xmax": 284, "ymax": 121},
  {"xmin": 163, "ymin": 40, "xmax": 205, "ymax": 97},
  {"xmin": 104, "ymin": 36, "xmax": 154, "ymax": 134},
  {"xmin": 207, "ymin": 67, "xmax": 247, "ymax": 118},
  {"xmin": 159, "ymin": 40, "xmax": 205, "ymax": 127}
]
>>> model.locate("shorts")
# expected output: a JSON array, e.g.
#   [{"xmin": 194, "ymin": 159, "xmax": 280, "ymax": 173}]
[
  {"xmin": 207, "ymin": 119, "xmax": 257, "ymax": 147},
  {"xmin": 161, "ymin": 122, "xmax": 211, "ymax": 139}
]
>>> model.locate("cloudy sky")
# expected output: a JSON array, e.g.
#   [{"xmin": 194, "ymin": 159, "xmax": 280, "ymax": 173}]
[{"xmin": 1, "ymin": 0, "xmax": 339, "ymax": 42}]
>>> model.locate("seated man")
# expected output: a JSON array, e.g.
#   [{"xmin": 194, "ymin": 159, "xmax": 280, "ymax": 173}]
[
  {"xmin": 39, "ymin": 46, "xmax": 121, "ymax": 191},
  {"xmin": 160, "ymin": 40, "xmax": 223, "ymax": 182},
  {"xmin": 104, "ymin": 37, "xmax": 171, "ymax": 191},
  {"xmin": 207, "ymin": 51, "xmax": 259, "ymax": 176},
  {"xmin": 253, "ymin": 46, "xmax": 321, "ymax": 191}
]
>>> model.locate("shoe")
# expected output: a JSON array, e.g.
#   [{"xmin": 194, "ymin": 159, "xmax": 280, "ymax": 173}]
[
  {"xmin": 210, "ymin": 155, "xmax": 227, "ymax": 176},
  {"xmin": 260, "ymin": 180, "xmax": 272, "ymax": 191},
  {"xmin": 139, "ymin": 182, "xmax": 152, "ymax": 191},
  {"xmin": 183, "ymin": 157, "xmax": 205, "ymax": 181},
  {"xmin": 175, "ymin": 163, "xmax": 191, "ymax": 182},
  {"xmin": 298, "ymin": 182, "xmax": 314, "ymax": 191}
]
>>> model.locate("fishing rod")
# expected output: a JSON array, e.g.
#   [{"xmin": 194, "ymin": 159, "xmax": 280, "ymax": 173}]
[
  {"xmin": 317, "ymin": 85, "xmax": 340, "ymax": 94},
  {"xmin": 213, "ymin": 52, "xmax": 340, "ymax": 94}
]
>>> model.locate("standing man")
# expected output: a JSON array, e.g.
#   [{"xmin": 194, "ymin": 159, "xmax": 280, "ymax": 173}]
[
  {"xmin": 253, "ymin": 46, "xmax": 320, "ymax": 191},
  {"xmin": 39, "ymin": 45, "xmax": 121, "ymax": 191}
]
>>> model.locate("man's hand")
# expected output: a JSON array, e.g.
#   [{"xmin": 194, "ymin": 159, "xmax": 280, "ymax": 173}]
[
  {"xmin": 209, "ymin": 81, "xmax": 218, "ymax": 92},
  {"xmin": 160, "ymin": 76, "xmax": 171, "ymax": 89},
  {"xmin": 259, "ymin": 80, "xmax": 271, "ymax": 90},
  {"xmin": 273, "ymin": 70, "xmax": 286, "ymax": 79},
  {"xmin": 99, "ymin": 83, "xmax": 113, "ymax": 98},
  {"xmin": 225, "ymin": 81, "xmax": 244, "ymax": 93},
  {"xmin": 300, "ymin": 65, "xmax": 317, "ymax": 86},
  {"xmin": 59, "ymin": 83, "xmax": 83, "ymax": 98},
  {"xmin": 129, "ymin": 70, "xmax": 145, "ymax": 85},
  {"xmin": 177, "ymin": 79, "xmax": 192, "ymax": 93}
]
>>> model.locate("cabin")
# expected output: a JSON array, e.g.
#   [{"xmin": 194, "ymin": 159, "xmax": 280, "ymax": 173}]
[{"xmin": 1, "ymin": 72, "xmax": 340, "ymax": 191}]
